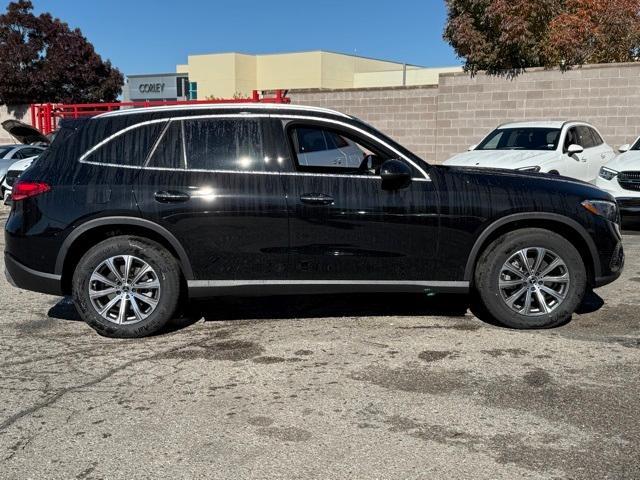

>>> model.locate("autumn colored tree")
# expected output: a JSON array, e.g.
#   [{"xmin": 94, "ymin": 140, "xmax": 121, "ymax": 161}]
[
  {"xmin": 444, "ymin": 0, "xmax": 640, "ymax": 76},
  {"xmin": 0, "ymin": 0, "xmax": 123, "ymax": 105},
  {"xmin": 544, "ymin": 0, "xmax": 640, "ymax": 66}
]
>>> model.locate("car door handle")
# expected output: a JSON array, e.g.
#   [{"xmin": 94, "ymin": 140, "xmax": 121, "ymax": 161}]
[
  {"xmin": 154, "ymin": 190, "xmax": 190, "ymax": 203},
  {"xmin": 300, "ymin": 193, "xmax": 334, "ymax": 205}
]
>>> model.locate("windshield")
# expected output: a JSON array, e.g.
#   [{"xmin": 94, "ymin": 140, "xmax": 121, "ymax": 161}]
[
  {"xmin": 0, "ymin": 146, "xmax": 12, "ymax": 158},
  {"xmin": 632, "ymin": 137, "xmax": 640, "ymax": 150},
  {"xmin": 477, "ymin": 128, "xmax": 561, "ymax": 151}
]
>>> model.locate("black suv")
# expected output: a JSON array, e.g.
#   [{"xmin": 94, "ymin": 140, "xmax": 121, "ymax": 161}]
[{"xmin": 4, "ymin": 105, "xmax": 624, "ymax": 337}]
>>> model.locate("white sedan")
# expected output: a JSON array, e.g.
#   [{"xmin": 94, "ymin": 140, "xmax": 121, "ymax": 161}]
[
  {"xmin": 596, "ymin": 138, "xmax": 640, "ymax": 219},
  {"xmin": 444, "ymin": 121, "xmax": 615, "ymax": 183}
]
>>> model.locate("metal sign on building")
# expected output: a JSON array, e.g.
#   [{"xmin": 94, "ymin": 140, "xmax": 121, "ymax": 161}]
[{"xmin": 124, "ymin": 73, "xmax": 191, "ymax": 102}]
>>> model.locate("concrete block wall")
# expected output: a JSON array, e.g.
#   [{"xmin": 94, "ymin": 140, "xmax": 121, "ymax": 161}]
[
  {"xmin": 287, "ymin": 86, "xmax": 439, "ymax": 162},
  {"xmin": 290, "ymin": 62, "xmax": 640, "ymax": 164},
  {"xmin": 435, "ymin": 63, "xmax": 640, "ymax": 163}
]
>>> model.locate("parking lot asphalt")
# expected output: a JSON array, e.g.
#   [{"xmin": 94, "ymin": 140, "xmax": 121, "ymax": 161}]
[{"xmin": 0, "ymin": 206, "xmax": 639, "ymax": 480}]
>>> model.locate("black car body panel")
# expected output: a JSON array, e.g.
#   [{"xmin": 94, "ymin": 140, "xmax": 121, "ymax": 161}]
[{"xmin": 4, "ymin": 105, "xmax": 624, "ymax": 298}]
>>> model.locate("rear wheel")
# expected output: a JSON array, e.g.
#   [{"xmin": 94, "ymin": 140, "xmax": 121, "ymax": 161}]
[
  {"xmin": 474, "ymin": 228, "xmax": 587, "ymax": 329},
  {"xmin": 72, "ymin": 236, "xmax": 181, "ymax": 338}
]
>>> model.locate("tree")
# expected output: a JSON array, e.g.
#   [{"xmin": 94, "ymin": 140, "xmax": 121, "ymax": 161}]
[
  {"xmin": 0, "ymin": 1, "xmax": 123, "ymax": 105},
  {"xmin": 444, "ymin": 0, "xmax": 640, "ymax": 76}
]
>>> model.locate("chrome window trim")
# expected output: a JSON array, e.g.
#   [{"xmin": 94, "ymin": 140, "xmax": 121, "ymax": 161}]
[
  {"xmin": 78, "ymin": 114, "xmax": 272, "ymax": 164},
  {"xmin": 78, "ymin": 112, "xmax": 431, "ymax": 182},
  {"xmin": 76, "ymin": 159, "xmax": 428, "ymax": 181},
  {"xmin": 95, "ymin": 103, "xmax": 354, "ymax": 120}
]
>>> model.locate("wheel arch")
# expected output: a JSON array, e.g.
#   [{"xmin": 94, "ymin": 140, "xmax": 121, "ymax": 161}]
[
  {"xmin": 56, "ymin": 217, "xmax": 194, "ymax": 294},
  {"xmin": 464, "ymin": 213, "xmax": 600, "ymax": 286}
]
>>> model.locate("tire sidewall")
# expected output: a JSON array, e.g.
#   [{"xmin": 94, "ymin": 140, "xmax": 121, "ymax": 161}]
[
  {"xmin": 476, "ymin": 230, "xmax": 587, "ymax": 329},
  {"xmin": 72, "ymin": 236, "xmax": 181, "ymax": 338}
]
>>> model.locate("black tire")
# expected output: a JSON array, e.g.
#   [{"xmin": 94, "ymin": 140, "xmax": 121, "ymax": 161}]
[
  {"xmin": 474, "ymin": 228, "xmax": 587, "ymax": 329},
  {"xmin": 72, "ymin": 236, "xmax": 182, "ymax": 338}
]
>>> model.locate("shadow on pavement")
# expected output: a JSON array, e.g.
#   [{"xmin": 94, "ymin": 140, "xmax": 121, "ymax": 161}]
[
  {"xmin": 196, "ymin": 293, "xmax": 470, "ymax": 322},
  {"xmin": 575, "ymin": 289, "xmax": 605, "ymax": 314},
  {"xmin": 47, "ymin": 293, "xmax": 470, "ymax": 324},
  {"xmin": 47, "ymin": 296, "xmax": 82, "ymax": 322},
  {"xmin": 46, "ymin": 290, "xmax": 604, "ymax": 334}
]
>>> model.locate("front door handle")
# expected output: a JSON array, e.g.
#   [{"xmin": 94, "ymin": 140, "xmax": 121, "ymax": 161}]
[
  {"xmin": 300, "ymin": 193, "xmax": 334, "ymax": 205},
  {"xmin": 154, "ymin": 190, "xmax": 190, "ymax": 203}
]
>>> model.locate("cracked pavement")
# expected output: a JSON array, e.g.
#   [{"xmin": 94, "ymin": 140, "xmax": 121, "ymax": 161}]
[{"xmin": 1, "ymin": 206, "xmax": 639, "ymax": 479}]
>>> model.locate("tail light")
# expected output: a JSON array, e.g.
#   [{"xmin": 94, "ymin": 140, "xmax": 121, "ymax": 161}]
[{"xmin": 12, "ymin": 181, "xmax": 51, "ymax": 201}]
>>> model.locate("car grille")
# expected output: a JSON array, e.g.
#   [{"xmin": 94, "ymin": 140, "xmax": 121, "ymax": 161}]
[
  {"xmin": 5, "ymin": 170, "xmax": 20, "ymax": 187},
  {"xmin": 618, "ymin": 171, "xmax": 640, "ymax": 192}
]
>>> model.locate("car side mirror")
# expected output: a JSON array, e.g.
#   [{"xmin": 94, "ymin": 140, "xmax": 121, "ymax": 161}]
[
  {"xmin": 618, "ymin": 144, "xmax": 631, "ymax": 153},
  {"xmin": 468, "ymin": 145, "xmax": 477, "ymax": 151},
  {"xmin": 567, "ymin": 144, "xmax": 584, "ymax": 156},
  {"xmin": 380, "ymin": 159, "xmax": 412, "ymax": 190},
  {"xmin": 359, "ymin": 154, "xmax": 384, "ymax": 175}
]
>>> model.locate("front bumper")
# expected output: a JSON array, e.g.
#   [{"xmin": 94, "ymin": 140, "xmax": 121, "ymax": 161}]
[
  {"xmin": 616, "ymin": 197, "xmax": 640, "ymax": 218},
  {"xmin": 4, "ymin": 253, "xmax": 63, "ymax": 296}
]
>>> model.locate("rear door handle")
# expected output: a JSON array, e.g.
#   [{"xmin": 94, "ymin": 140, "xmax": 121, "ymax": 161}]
[
  {"xmin": 154, "ymin": 190, "xmax": 190, "ymax": 203},
  {"xmin": 300, "ymin": 193, "xmax": 334, "ymax": 205}
]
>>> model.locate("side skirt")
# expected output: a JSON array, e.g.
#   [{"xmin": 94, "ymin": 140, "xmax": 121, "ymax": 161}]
[{"xmin": 187, "ymin": 280, "xmax": 469, "ymax": 298}]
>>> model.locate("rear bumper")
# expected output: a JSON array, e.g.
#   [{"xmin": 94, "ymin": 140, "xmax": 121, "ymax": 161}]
[{"xmin": 4, "ymin": 253, "xmax": 62, "ymax": 296}]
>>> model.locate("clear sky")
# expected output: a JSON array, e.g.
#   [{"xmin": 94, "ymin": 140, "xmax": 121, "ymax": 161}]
[{"xmin": 30, "ymin": 0, "xmax": 460, "ymax": 75}]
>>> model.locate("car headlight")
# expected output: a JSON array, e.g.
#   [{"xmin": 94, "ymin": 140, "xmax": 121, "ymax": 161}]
[
  {"xmin": 516, "ymin": 166, "xmax": 541, "ymax": 172},
  {"xmin": 599, "ymin": 167, "xmax": 618, "ymax": 181},
  {"xmin": 581, "ymin": 199, "xmax": 619, "ymax": 222}
]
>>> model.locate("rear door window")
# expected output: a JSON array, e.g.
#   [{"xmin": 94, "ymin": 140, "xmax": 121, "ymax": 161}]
[{"xmin": 184, "ymin": 118, "xmax": 265, "ymax": 171}]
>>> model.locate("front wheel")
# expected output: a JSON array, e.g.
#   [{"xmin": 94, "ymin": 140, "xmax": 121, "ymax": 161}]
[
  {"xmin": 474, "ymin": 228, "xmax": 587, "ymax": 329},
  {"xmin": 72, "ymin": 236, "xmax": 182, "ymax": 338}
]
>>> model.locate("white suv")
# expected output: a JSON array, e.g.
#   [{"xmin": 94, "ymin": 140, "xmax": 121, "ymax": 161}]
[
  {"xmin": 444, "ymin": 121, "xmax": 615, "ymax": 183},
  {"xmin": 596, "ymin": 138, "xmax": 640, "ymax": 219}
]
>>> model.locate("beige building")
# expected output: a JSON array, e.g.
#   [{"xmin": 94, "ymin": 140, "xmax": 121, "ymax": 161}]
[{"xmin": 175, "ymin": 50, "xmax": 461, "ymax": 99}]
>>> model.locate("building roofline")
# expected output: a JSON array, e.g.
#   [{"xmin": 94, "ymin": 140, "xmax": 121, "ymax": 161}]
[
  {"xmin": 94, "ymin": 103, "xmax": 353, "ymax": 120},
  {"xmin": 184, "ymin": 49, "xmax": 427, "ymax": 68},
  {"xmin": 126, "ymin": 72, "xmax": 188, "ymax": 79}
]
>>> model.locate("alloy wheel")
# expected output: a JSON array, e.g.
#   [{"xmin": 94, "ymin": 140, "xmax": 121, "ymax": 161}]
[
  {"xmin": 88, "ymin": 255, "xmax": 161, "ymax": 325},
  {"xmin": 498, "ymin": 247, "xmax": 570, "ymax": 317}
]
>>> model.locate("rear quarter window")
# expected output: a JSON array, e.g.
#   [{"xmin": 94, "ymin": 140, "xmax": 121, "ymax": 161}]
[{"xmin": 82, "ymin": 121, "xmax": 166, "ymax": 167}]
